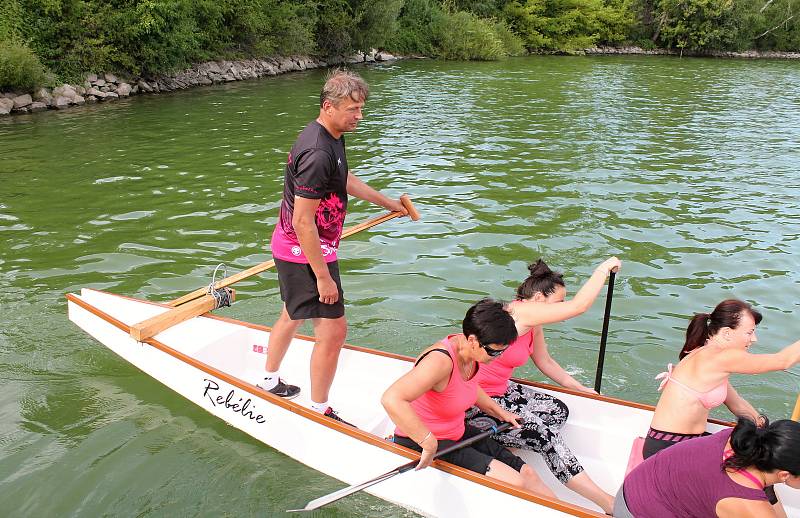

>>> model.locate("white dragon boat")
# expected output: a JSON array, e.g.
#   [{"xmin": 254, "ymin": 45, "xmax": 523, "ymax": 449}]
[{"xmin": 66, "ymin": 288, "xmax": 800, "ymax": 517}]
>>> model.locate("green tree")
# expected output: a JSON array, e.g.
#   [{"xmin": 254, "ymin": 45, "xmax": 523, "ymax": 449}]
[{"xmin": 504, "ymin": 0, "xmax": 633, "ymax": 51}]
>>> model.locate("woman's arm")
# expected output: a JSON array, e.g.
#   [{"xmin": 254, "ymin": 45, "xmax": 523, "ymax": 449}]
[
  {"xmin": 718, "ymin": 340, "xmax": 800, "ymax": 375},
  {"xmin": 723, "ymin": 382, "xmax": 761, "ymax": 423},
  {"xmin": 530, "ymin": 327, "xmax": 596, "ymax": 393},
  {"xmin": 510, "ymin": 257, "xmax": 620, "ymax": 328},
  {"xmin": 475, "ymin": 387, "xmax": 521, "ymax": 426},
  {"xmin": 381, "ymin": 350, "xmax": 451, "ymax": 469}
]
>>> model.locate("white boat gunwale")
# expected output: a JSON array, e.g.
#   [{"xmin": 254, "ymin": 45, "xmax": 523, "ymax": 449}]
[
  {"xmin": 65, "ymin": 288, "xmax": 733, "ymax": 516},
  {"xmin": 67, "ymin": 290, "xmax": 609, "ymax": 516}
]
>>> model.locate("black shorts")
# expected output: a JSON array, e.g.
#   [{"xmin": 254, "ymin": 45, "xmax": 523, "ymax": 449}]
[
  {"xmin": 394, "ymin": 424, "xmax": 526, "ymax": 475},
  {"xmin": 274, "ymin": 258, "xmax": 344, "ymax": 320}
]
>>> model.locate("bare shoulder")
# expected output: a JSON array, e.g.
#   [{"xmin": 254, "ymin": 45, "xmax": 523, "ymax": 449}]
[{"xmin": 716, "ymin": 497, "xmax": 776, "ymax": 518}]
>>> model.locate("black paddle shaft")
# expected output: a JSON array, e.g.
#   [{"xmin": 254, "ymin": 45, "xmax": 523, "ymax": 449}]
[
  {"xmin": 287, "ymin": 420, "xmax": 518, "ymax": 512},
  {"xmin": 397, "ymin": 420, "xmax": 515, "ymax": 474},
  {"xmin": 594, "ymin": 271, "xmax": 616, "ymax": 393}
]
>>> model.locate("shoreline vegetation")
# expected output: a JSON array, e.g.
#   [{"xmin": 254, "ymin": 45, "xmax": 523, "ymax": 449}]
[{"xmin": 1, "ymin": 0, "xmax": 798, "ymax": 116}]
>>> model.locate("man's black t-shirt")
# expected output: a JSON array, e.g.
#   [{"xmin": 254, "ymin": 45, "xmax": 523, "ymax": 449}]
[{"xmin": 271, "ymin": 121, "xmax": 349, "ymax": 263}]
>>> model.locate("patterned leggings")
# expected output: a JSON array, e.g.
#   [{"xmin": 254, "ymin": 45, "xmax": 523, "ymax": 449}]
[{"xmin": 466, "ymin": 382, "xmax": 584, "ymax": 483}]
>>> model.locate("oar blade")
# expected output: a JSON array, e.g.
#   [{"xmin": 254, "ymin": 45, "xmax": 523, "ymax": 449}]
[{"xmin": 288, "ymin": 470, "xmax": 401, "ymax": 512}]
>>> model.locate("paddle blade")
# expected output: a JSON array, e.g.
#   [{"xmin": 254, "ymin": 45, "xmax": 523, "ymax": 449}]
[{"xmin": 287, "ymin": 470, "xmax": 401, "ymax": 512}]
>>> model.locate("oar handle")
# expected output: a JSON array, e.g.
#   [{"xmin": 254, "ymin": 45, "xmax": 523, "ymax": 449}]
[
  {"xmin": 400, "ymin": 194, "xmax": 420, "ymax": 221},
  {"xmin": 594, "ymin": 270, "xmax": 616, "ymax": 393},
  {"xmin": 792, "ymin": 393, "xmax": 800, "ymax": 422}
]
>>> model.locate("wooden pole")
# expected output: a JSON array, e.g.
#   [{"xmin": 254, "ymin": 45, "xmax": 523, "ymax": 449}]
[
  {"xmin": 130, "ymin": 289, "xmax": 235, "ymax": 341},
  {"xmin": 167, "ymin": 195, "xmax": 419, "ymax": 307},
  {"xmin": 792, "ymin": 393, "xmax": 800, "ymax": 422},
  {"xmin": 130, "ymin": 196, "xmax": 420, "ymax": 341}
]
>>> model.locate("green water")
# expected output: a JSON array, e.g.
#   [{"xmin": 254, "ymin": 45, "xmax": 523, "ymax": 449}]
[{"xmin": 2, "ymin": 56, "xmax": 799, "ymax": 516}]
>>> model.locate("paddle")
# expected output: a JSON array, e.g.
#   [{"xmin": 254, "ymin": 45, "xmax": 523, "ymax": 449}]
[
  {"xmin": 593, "ymin": 270, "xmax": 617, "ymax": 394},
  {"xmin": 287, "ymin": 421, "xmax": 514, "ymax": 513},
  {"xmin": 792, "ymin": 392, "xmax": 800, "ymax": 422},
  {"xmin": 127, "ymin": 195, "xmax": 420, "ymax": 341},
  {"xmin": 167, "ymin": 194, "xmax": 420, "ymax": 307}
]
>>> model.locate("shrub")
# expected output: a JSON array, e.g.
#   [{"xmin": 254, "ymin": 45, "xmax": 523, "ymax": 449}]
[
  {"xmin": 433, "ymin": 9, "xmax": 507, "ymax": 60},
  {"xmin": 0, "ymin": 40, "xmax": 47, "ymax": 92},
  {"xmin": 503, "ymin": 0, "xmax": 635, "ymax": 51},
  {"xmin": 386, "ymin": 0, "xmax": 445, "ymax": 56}
]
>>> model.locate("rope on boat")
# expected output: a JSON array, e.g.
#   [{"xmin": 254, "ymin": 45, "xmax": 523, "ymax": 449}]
[{"xmin": 208, "ymin": 263, "xmax": 234, "ymax": 309}]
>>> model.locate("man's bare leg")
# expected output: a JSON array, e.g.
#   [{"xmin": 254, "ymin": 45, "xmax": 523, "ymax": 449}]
[
  {"xmin": 309, "ymin": 315, "xmax": 347, "ymax": 407},
  {"xmin": 259, "ymin": 305, "xmax": 304, "ymax": 397},
  {"xmin": 265, "ymin": 305, "xmax": 304, "ymax": 372}
]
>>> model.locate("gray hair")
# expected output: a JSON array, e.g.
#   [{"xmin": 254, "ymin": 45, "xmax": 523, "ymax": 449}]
[{"xmin": 320, "ymin": 68, "xmax": 369, "ymax": 107}]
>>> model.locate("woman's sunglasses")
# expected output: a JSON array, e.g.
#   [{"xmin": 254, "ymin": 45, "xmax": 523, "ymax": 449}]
[{"xmin": 481, "ymin": 343, "xmax": 508, "ymax": 357}]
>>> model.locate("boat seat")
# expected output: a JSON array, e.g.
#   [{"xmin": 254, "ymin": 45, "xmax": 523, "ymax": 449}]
[{"xmin": 365, "ymin": 413, "xmax": 395, "ymax": 437}]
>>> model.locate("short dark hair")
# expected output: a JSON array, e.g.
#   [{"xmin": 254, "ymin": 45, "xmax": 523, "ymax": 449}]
[
  {"xmin": 516, "ymin": 259, "xmax": 565, "ymax": 300},
  {"xmin": 462, "ymin": 298, "xmax": 517, "ymax": 347}
]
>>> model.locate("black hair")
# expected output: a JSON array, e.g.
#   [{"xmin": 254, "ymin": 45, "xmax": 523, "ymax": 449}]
[
  {"xmin": 462, "ymin": 298, "xmax": 517, "ymax": 347},
  {"xmin": 680, "ymin": 299, "xmax": 763, "ymax": 359},
  {"xmin": 516, "ymin": 259, "xmax": 566, "ymax": 301},
  {"xmin": 724, "ymin": 417, "xmax": 800, "ymax": 476}
]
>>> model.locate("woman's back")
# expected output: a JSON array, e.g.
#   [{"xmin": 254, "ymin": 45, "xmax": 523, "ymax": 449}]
[{"xmin": 624, "ymin": 429, "xmax": 768, "ymax": 517}]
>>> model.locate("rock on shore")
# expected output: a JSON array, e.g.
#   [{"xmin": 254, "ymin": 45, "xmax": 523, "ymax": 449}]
[{"xmin": 0, "ymin": 50, "xmax": 399, "ymax": 116}]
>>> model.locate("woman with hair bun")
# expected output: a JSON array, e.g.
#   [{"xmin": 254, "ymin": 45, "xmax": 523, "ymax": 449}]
[
  {"xmin": 615, "ymin": 417, "xmax": 800, "ymax": 517},
  {"xmin": 466, "ymin": 257, "xmax": 621, "ymax": 514}
]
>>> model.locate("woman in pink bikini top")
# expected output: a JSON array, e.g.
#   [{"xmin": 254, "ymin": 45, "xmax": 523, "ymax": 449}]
[{"xmin": 645, "ymin": 298, "xmax": 800, "ymax": 461}]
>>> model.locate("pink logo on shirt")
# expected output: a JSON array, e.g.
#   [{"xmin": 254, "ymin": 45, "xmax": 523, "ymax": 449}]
[{"xmin": 316, "ymin": 193, "xmax": 345, "ymax": 235}]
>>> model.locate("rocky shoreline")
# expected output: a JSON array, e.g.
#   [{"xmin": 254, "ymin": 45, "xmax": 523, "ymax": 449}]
[
  {"xmin": 3, "ymin": 45, "xmax": 798, "ymax": 117},
  {"xmin": 583, "ymin": 45, "xmax": 800, "ymax": 59},
  {"xmin": 0, "ymin": 50, "xmax": 398, "ymax": 117}
]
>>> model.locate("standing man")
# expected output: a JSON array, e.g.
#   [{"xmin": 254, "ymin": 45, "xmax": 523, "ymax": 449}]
[{"xmin": 259, "ymin": 69, "xmax": 407, "ymax": 424}]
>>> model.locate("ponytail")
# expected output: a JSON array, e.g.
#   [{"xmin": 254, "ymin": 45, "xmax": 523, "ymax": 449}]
[
  {"xmin": 680, "ymin": 313, "xmax": 711, "ymax": 359},
  {"xmin": 680, "ymin": 299, "xmax": 763, "ymax": 360},
  {"xmin": 516, "ymin": 259, "xmax": 565, "ymax": 301},
  {"xmin": 725, "ymin": 417, "xmax": 800, "ymax": 476}
]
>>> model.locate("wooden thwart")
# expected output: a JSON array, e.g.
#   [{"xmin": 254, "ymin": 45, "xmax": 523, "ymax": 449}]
[
  {"xmin": 128, "ymin": 195, "xmax": 419, "ymax": 341},
  {"xmin": 129, "ymin": 290, "xmax": 235, "ymax": 341}
]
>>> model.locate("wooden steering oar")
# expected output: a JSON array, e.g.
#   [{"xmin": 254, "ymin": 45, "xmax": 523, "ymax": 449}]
[
  {"xmin": 287, "ymin": 421, "xmax": 514, "ymax": 513},
  {"xmin": 128, "ymin": 195, "xmax": 420, "ymax": 341}
]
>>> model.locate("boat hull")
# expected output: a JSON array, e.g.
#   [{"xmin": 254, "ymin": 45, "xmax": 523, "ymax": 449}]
[{"xmin": 67, "ymin": 288, "xmax": 800, "ymax": 517}]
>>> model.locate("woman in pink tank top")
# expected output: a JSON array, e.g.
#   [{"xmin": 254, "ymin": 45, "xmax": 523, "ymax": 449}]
[
  {"xmin": 644, "ymin": 298, "xmax": 800, "ymax": 513},
  {"xmin": 465, "ymin": 257, "xmax": 621, "ymax": 514},
  {"xmin": 382, "ymin": 298, "xmax": 554, "ymax": 498}
]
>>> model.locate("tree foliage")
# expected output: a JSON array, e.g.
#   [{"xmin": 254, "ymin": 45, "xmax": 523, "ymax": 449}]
[{"xmin": 0, "ymin": 0, "xmax": 798, "ymax": 92}]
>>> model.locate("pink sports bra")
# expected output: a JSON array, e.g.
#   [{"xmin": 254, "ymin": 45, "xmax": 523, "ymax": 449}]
[
  {"xmin": 723, "ymin": 449, "xmax": 765, "ymax": 489},
  {"xmin": 655, "ymin": 363, "xmax": 728, "ymax": 410}
]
